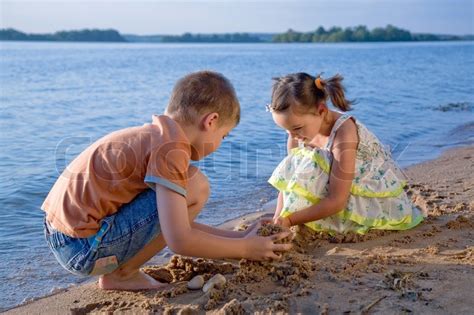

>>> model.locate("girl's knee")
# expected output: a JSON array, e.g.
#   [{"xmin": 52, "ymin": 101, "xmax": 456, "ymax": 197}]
[{"xmin": 188, "ymin": 166, "xmax": 210, "ymax": 205}]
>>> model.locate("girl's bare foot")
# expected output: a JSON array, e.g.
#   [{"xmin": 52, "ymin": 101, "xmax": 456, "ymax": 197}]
[{"xmin": 99, "ymin": 270, "xmax": 168, "ymax": 291}]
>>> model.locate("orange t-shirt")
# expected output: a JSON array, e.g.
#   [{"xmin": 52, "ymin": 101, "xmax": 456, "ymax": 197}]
[{"xmin": 41, "ymin": 115, "xmax": 191, "ymax": 238}]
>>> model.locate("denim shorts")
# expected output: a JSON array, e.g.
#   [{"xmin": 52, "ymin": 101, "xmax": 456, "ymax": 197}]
[{"xmin": 44, "ymin": 188, "xmax": 161, "ymax": 276}]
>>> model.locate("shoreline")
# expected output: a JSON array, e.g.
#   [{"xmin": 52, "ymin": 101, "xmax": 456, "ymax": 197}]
[{"xmin": 5, "ymin": 144, "xmax": 473, "ymax": 314}]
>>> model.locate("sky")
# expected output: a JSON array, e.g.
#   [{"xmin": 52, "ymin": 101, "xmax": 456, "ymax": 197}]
[{"xmin": 0, "ymin": 0, "xmax": 473, "ymax": 35}]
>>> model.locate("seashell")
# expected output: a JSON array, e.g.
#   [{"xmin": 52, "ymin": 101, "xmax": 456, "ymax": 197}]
[
  {"xmin": 187, "ymin": 275, "xmax": 205, "ymax": 290},
  {"xmin": 325, "ymin": 246, "xmax": 341, "ymax": 255},
  {"xmin": 202, "ymin": 274, "xmax": 226, "ymax": 293}
]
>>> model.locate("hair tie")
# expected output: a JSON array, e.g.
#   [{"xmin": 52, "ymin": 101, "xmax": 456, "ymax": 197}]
[
  {"xmin": 265, "ymin": 103, "xmax": 273, "ymax": 112},
  {"xmin": 315, "ymin": 77, "xmax": 324, "ymax": 90}
]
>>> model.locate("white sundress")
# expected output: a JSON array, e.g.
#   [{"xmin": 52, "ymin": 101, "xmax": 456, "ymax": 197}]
[{"xmin": 268, "ymin": 114, "xmax": 424, "ymax": 234}]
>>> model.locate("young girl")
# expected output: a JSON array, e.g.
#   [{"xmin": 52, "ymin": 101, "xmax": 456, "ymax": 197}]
[{"xmin": 267, "ymin": 72, "xmax": 423, "ymax": 234}]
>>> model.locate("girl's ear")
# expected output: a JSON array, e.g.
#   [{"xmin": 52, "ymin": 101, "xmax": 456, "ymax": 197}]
[
  {"xmin": 317, "ymin": 102, "xmax": 327, "ymax": 116},
  {"xmin": 202, "ymin": 112, "xmax": 220, "ymax": 131}
]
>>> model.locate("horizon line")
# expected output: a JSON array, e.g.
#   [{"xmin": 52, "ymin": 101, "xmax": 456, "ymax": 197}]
[{"xmin": 2, "ymin": 26, "xmax": 474, "ymax": 37}]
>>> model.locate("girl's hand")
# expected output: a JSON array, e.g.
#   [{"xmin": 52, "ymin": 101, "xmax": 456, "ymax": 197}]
[
  {"xmin": 273, "ymin": 216, "xmax": 292, "ymax": 228},
  {"xmin": 243, "ymin": 231, "xmax": 293, "ymax": 261}
]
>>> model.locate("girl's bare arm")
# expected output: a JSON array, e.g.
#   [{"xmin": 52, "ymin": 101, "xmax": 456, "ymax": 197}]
[
  {"xmin": 287, "ymin": 134, "xmax": 298, "ymax": 154},
  {"xmin": 272, "ymin": 135, "xmax": 297, "ymax": 221},
  {"xmin": 284, "ymin": 119, "xmax": 358, "ymax": 225},
  {"xmin": 273, "ymin": 192, "xmax": 284, "ymax": 222}
]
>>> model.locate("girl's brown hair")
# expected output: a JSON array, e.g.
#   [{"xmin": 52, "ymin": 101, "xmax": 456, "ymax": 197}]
[{"xmin": 269, "ymin": 72, "xmax": 353, "ymax": 113}]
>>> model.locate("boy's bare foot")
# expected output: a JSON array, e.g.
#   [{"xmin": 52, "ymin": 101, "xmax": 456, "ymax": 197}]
[{"xmin": 99, "ymin": 270, "xmax": 168, "ymax": 291}]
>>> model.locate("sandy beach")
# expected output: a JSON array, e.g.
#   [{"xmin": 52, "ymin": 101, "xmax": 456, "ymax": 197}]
[{"xmin": 6, "ymin": 145, "xmax": 473, "ymax": 315}]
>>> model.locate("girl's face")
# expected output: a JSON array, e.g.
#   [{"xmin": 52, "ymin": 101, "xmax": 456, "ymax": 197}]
[{"xmin": 272, "ymin": 103, "xmax": 326, "ymax": 144}]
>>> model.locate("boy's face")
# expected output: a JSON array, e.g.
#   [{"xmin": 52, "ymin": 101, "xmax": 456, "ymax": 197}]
[
  {"xmin": 204, "ymin": 122, "xmax": 233, "ymax": 157},
  {"xmin": 191, "ymin": 114, "xmax": 234, "ymax": 160}
]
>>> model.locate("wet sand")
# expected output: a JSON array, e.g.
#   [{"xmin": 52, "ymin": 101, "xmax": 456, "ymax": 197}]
[{"xmin": 6, "ymin": 146, "xmax": 473, "ymax": 314}]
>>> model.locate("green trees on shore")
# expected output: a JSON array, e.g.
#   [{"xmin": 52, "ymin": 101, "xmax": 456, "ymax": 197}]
[
  {"xmin": 161, "ymin": 33, "xmax": 262, "ymax": 43},
  {"xmin": 0, "ymin": 25, "xmax": 471, "ymax": 43},
  {"xmin": 272, "ymin": 25, "xmax": 465, "ymax": 42},
  {"xmin": 0, "ymin": 28, "xmax": 126, "ymax": 42}
]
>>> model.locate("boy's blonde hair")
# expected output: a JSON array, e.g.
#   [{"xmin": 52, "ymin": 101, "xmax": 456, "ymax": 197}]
[{"xmin": 167, "ymin": 71, "xmax": 241, "ymax": 126}]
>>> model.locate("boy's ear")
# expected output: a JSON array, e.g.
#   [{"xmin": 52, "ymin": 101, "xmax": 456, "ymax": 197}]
[{"xmin": 202, "ymin": 112, "xmax": 220, "ymax": 131}]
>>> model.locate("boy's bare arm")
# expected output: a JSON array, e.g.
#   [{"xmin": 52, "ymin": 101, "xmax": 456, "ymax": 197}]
[
  {"xmin": 155, "ymin": 184, "xmax": 292, "ymax": 261},
  {"xmin": 190, "ymin": 221, "xmax": 246, "ymax": 238},
  {"xmin": 191, "ymin": 217, "xmax": 270, "ymax": 238}
]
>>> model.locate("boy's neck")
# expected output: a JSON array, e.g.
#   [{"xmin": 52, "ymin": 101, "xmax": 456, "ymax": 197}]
[{"xmin": 164, "ymin": 113, "xmax": 198, "ymax": 145}]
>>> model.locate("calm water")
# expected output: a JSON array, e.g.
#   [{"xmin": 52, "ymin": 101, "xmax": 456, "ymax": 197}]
[{"xmin": 0, "ymin": 41, "xmax": 473, "ymax": 310}]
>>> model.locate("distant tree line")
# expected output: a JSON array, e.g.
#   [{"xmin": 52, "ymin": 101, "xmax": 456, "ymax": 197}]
[
  {"xmin": 272, "ymin": 25, "xmax": 469, "ymax": 42},
  {"xmin": 1, "ymin": 26, "xmax": 472, "ymax": 43},
  {"xmin": 0, "ymin": 28, "xmax": 126, "ymax": 42},
  {"xmin": 160, "ymin": 33, "xmax": 262, "ymax": 43}
]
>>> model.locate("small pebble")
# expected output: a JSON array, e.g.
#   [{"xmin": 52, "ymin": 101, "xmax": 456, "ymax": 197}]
[
  {"xmin": 187, "ymin": 275, "xmax": 205, "ymax": 290},
  {"xmin": 202, "ymin": 274, "xmax": 226, "ymax": 293}
]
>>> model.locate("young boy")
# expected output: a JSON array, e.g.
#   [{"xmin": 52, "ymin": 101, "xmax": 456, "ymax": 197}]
[{"xmin": 42, "ymin": 71, "xmax": 292, "ymax": 291}]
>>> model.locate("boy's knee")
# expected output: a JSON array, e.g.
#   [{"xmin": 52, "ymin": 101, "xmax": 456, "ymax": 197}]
[{"xmin": 188, "ymin": 166, "xmax": 210, "ymax": 205}]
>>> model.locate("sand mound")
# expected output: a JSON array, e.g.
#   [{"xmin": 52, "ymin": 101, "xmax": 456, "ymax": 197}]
[{"xmin": 144, "ymin": 256, "xmax": 236, "ymax": 284}]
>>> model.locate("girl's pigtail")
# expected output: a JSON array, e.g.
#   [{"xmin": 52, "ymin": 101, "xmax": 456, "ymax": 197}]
[{"xmin": 324, "ymin": 74, "xmax": 353, "ymax": 112}]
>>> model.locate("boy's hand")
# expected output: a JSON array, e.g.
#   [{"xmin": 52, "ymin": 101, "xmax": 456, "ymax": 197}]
[{"xmin": 243, "ymin": 228, "xmax": 293, "ymax": 261}]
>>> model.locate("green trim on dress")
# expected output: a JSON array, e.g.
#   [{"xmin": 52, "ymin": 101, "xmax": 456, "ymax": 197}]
[{"xmin": 268, "ymin": 177, "xmax": 423, "ymax": 234}]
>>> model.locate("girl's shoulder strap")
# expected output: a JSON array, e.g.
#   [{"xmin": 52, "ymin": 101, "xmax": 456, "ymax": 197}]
[{"xmin": 324, "ymin": 114, "xmax": 354, "ymax": 150}]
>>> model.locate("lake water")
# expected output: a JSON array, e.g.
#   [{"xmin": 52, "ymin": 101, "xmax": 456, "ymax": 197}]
[{"xmin": 0, "ymin": 41, "xmax": 473, "ymax": 310}]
